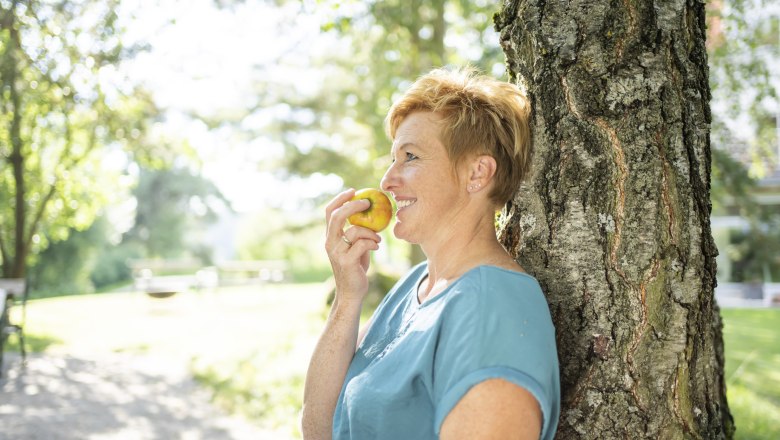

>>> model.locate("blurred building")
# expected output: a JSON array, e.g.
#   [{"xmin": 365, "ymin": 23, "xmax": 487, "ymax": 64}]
[{"xmin": 713, "ymin": 167, "xmax": 780, "ymax": 307}]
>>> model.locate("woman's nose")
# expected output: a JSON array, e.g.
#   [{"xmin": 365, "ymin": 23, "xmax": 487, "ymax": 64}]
[{"xmin": 380, "ymin": 163, "xmax": 397, "ymax": 192}]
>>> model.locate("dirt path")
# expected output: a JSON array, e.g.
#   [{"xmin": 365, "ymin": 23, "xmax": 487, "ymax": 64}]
[{"xmin": 0, "ymin": 352, "xmax": 287, "ymax": 440}]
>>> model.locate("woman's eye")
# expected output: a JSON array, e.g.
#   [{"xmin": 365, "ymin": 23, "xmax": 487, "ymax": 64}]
[{"xmin": 405, "ymin": 152, "xmax": 418, "ymax": 161}]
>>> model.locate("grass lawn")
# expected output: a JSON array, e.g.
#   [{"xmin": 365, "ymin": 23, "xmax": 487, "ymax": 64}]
[
  {"xmin": 721, "ymin": 308, "xmax": 780, "ymax": 440},
  {"xmin": 5, "ymin": 286, "xmax": 779, "ymax": 439}
]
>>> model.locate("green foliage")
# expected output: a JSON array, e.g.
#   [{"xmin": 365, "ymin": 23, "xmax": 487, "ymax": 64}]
[
  {"xmin": 123, "ymin": 166, "xmax": 231, "ymax": 261},
  {"xmin": 89, "ymin": 240, "xmax": 144, "ymax": 289},
  {"xmin": 711, "ymin": 150, "xmax": 780, "ymax": 282},
  {"xmin": 721, "ymin": 308, "xmax": 780, "ymax": 439},
  {"xmin": 0, "ymin": 0, "xmax": 161, "ymax": 278},
  {"xmin": 236, "ymin": 208, "xmax": 330, "ymax": 282},
  {"xmin": 229, "ymin": 0, "xmax": 507, "ymax": 271},
  {"xmin": 711, "ymin": 149, "xmax": 762, "ymax": 216},
  {"xmin": 27, "ymin": 218, "xmax": 105, "ymax": 297},
  {"xmin": 706, "ymin": 4, "xmax": 780, "ymax": 283},
  {"xmin": 252, "ymin": 0, "xmax": 505, "ymax": 190},
  {"xmin": 26, "ymin": 163, "xmax": 228, "ymax": 297},
  {"xmin": 727, "ymin": 226, "xmax": 780, "ymax": 282},
  {"xmin": 707, "ymin": 0, "xmax": 778, "ymax": 176},
  {"xmin": 26, "ymin": 216, "xmax": 141, "ymax": 297}
]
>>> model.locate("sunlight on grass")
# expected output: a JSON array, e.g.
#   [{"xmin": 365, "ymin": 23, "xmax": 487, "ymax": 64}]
[
  {"xmin": 16, "ymin": 283, "xmax": 329, "ymax": 438},
  {"xmin": 3, "ymin": 332, "xmax": 62, "ymax": 353},
  {"xmin": 20, "ymin": 284, "xmax": 325, "ymax": 359},
  {"xmin": 722, "ymin": 308, "xmax": 780, "ymax": 440},
  {"xmin": 727, "ymin": 384, "xmax": 780, "ymax": 440},
  {"xmin": 189, "ymin": 293, "xmax": 326, "ymax": 439}
]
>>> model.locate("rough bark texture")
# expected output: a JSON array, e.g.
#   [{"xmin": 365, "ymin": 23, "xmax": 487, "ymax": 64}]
[{"xmin": 494, "ymin": 0, "xmax": 734, "ymax": 438}]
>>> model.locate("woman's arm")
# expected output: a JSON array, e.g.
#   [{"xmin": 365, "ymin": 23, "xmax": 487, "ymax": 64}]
[
  {"xmin": 440, "ymin": 379, "xmax": 542, "ymax": 440},
  {"xmin": 301, "ymin": 189, "xmax": 381, "ymax": 439},
  {"xmin": 301, "ymin": 297, "xmax": 363, "ymax": 439}
]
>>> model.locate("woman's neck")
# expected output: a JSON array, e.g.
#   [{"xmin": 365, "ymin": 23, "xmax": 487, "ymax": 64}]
[{"xmin": 418, "ymin": 212, "xmax": 516, "ymax": 302}]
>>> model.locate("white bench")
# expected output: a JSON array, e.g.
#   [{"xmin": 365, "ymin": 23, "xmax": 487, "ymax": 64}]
[
  {"xmin": 128, "ymin": 259, "xmax": 203, "ymax": 297},
  {"xmin": 216, "ymin": 260, "xmax": 287, "ymax": 285},
  {"xmin": 127, "ymin": 259, "xmax": 288, "ymax": 296}
]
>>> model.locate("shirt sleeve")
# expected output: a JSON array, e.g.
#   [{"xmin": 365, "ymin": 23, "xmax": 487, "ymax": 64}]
[{"xmin": 431, "ymin": 270, "xmax": 560, "ymax": 438}]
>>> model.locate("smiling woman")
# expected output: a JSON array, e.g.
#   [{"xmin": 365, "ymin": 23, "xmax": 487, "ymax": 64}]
[{"xmin": 302, "ymin": 67, "xmax": 560, "ymax": 440}]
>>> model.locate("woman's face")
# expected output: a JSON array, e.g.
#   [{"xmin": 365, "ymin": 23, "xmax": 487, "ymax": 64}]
[{"xmin": 380, "ymin": 111, "xmax": 469, "ymax": 244}]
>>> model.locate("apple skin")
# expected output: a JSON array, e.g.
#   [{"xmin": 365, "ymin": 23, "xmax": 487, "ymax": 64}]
[{"xmin": 347, "ymin": 188, "xmax": 393, "ymax": 232}]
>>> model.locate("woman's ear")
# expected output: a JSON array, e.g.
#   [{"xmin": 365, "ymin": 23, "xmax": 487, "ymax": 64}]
[{"xmin": 466, "ymin": 155, "xmax": 496, "ymax": 193}]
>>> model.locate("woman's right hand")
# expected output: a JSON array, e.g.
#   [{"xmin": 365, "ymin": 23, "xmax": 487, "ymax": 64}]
[{"xmin": 325, "ymin": 188, "xmax": 382, "ymax": 305}]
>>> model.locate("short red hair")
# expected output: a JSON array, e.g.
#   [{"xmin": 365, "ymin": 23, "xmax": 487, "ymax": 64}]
[{"xmin": 385, "ymin": 67, "xmax": 532, "ymax": 206}]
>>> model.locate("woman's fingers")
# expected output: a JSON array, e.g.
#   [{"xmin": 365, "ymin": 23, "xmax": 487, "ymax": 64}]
[
  {"xmin": 333, "ymin": 227, "xmax": 381, "ymax": 268},
  {"xmin": 325, "ymin": 188, "xmax": 356, "ymax": 225},
  {"xmin": 327, "ymin": 199, "xmax": 371, "ymax": 247},
  {"xmin": 346, "ymin": 236, "xmax": 380, "ymax": 260},
  {"xmin": 322, "ymin": 189, "xmax": 383, "ymax": 301},
  {"xmin": 342, "ymin": 226, "xmax": 382, "ymax": 247},
  {"xmin": 338, "ymin": 231, "xmax": 380, "ymax": 272}
]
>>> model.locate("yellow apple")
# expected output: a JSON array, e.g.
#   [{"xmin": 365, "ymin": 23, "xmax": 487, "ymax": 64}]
[{"xmin": 348, "ymin": 188, "xmax": 393, "ymax": 232}]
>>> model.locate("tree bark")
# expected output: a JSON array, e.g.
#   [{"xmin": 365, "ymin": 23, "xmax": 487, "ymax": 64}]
[{"xmin": 494, "ymin": 0, "xmax": 734, "ymax": 438}]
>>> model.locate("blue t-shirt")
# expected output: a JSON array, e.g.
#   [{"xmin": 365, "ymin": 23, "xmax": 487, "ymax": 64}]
[{"xmin": 332, "ymin": 262, "xmax": 560, "ymax": 439}]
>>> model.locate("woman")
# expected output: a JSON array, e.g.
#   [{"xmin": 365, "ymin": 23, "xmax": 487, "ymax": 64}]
[{"xmin": 302, "ymin": 67, "xmax": 560, "ymax": 440}]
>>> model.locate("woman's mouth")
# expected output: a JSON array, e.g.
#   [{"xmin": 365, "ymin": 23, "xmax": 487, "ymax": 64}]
[{"xmin": 396, "ymin": 199, "xmax": 416, "ymax": 209}]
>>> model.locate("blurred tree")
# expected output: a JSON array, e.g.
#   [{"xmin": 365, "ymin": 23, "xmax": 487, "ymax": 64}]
[
  {"xmin": 237, "ymin": 207, "xmax": 331, "ymax": 282},
  {"xmin": 26, "ymin": 164, "xmax": 230, "ymax": 297},
  {"xmin": 707, "ymin": 0, "xmax": 778, "ymax": 176},
  {"xmin": 496, "ymin": 0, "xmax": 733, "ymax": 437},
  {"xmin": 240, "ymin": 0, "xmax": 505, "ymax": 265},
  {"xmin": 712, "ymin": 148, "xmax": 780, "ymax": 282},
  {"xmin": 122, "ymin": 166, "xmax": 231, "ymax": 261},
  {"xmin": 0, "ymin": 0, "xmax": 163, "ymax": 279},
  {"xmin": 706, "ymin": 1, "xmax": 780, "ymax": 284},
  {"xmin": 26, "ymin": 216, "xmax": 131, "ymax": 297}
]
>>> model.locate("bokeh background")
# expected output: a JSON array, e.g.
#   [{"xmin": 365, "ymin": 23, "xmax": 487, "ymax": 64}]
[{"xmin": 1, "ymin": 0, "xmax": 778, "ymax": 439}]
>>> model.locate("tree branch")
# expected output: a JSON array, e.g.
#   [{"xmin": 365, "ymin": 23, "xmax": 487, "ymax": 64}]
[
  {"xmin": 24, "ymin": 109, "xmax": 100, "ymax": 249},
  {"xmin": 24, "ymin": 184, "xmax": 58, "ymax": 249}
]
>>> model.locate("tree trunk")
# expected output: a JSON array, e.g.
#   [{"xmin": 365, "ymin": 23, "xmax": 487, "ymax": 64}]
[
  {"xmin": 494, "ymin": 0, "xmax": 734, "ymax": 438},
  {"xmin": 1, "ymin": 2, "xmax": 26, "ymax": 279}
]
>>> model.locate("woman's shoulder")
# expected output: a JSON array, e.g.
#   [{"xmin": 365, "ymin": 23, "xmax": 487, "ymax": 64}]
[
  {"xmin": 450, "ymin": 265, "xmax": 548, "ymax": 313},
  {"xmin": 461, "ymin": 264, "xmax": 542, "ymax": 292},
  {"xmin": 476, "ymin": 264, "xmax": 538, "ymax": 282}
]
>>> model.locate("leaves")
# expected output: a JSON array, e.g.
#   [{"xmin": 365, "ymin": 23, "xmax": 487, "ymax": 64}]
[
  {"xmin": 245, "ymin": 0, "xmax": 506, "ymax": 199},
  {"xmin": 708, "ymin": 0, "xmax": 778, "ymax": 175},
  {"xmin": 122, "ymin": 166, "xmax": 232, "ymax": 261},
  {"xmin": 0, "ymin": 0, "xmax": 168, "ymax": 277}
]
